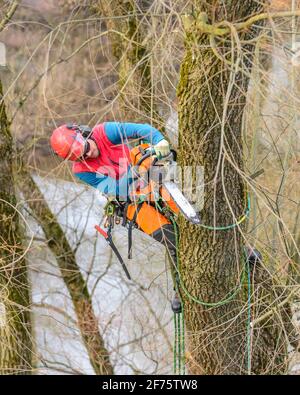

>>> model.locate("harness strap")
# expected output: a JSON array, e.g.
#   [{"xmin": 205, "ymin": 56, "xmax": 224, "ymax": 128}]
[
  {"xmin": 132, "ymin": 202, "xmax": 143, "ymax": 224},
  {"xmin": 127, "ymin": 202, "xmax": 143, "ymax": 259},
  {"xmin": 122, "ymin": 202, "xmax": 130, "ymax": 227},
  {"xmin": 128, "ymin": 221, "xmax": 133, "ymax": 259}
]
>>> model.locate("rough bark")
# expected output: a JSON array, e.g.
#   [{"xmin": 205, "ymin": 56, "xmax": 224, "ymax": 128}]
[
  {"xmin": 0, "ymin": 80, "xmax": 33, "ymax": 374},
  {"xmin": 18, "ymin": 170, "xmax": 114, "ymax": 375},
  {"xmin": 177, "ymin": 1, "xmax": 291, "ymax": 374},
  {"xmin": 0, "ymin": 0, "xmax": 20, "ymax": 34}
]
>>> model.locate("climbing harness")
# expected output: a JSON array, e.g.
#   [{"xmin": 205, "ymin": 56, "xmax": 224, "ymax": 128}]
[{"xmin": 95, "ymin": 199, "xmax": 144, "ymax": 277}]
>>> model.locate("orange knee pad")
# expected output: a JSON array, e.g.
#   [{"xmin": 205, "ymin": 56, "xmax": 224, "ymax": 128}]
[{"xmin": 126, "ymin": 202, "xmax": 170, "ymax": 235}]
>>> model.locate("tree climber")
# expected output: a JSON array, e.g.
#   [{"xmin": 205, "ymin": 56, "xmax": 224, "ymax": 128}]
[{"xmin": 50, "ymin": 122, "xmax": 180, "ymax": 309}]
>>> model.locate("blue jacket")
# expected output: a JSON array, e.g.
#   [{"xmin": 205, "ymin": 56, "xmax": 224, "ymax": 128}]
[{"xmin": 74, "ymin": 122, "xmax": 164, "ymax": 200}]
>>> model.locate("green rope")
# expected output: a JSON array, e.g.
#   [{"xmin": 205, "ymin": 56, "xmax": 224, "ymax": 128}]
[
  {"xmin": 168, "ymin": 211, "xmax": 247, "ymax": 375},
  {"xmin": 158, "ymin": 194, "xmax": 250, "ymax": 232},
  {"xmin": 177, "ymin": 313, "xmax": 181, "ymax": 372},
  {"xmin": 167, "ymin": 200, "xmax": 185, "ymax": 375},
  {"xmin": 153, "ymin": 198, "xmax": 183, "ymax": 374},
  {"xmin": 155, "ymin": 195, "xmax": 251, "ymax": 374},
  {"xmin": 173, "ymin": 309, "xmax": 185, "ymax": 375},
  {"xmin": 173, "ymin": 313, "xmax": 178, "ymax": 373},
  {"xmin": 181, "ymin": 307, "xmax": 185, "ymax": 374},
  {"xmin": 198, "ymin": 195, "xmax": 251, "ymax": 231},
  {"xmin": 246, "ymin": 253, "xmax": 252, "ymax": 375},
  {"xmin": 170, "ymin": 215, "xmax": 246, "ymax": 307}
]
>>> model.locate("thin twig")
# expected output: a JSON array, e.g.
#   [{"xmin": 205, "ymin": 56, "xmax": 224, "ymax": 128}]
[{"xmin": 0, "ymin": 0, "xmax": 20, "ymax": 33}]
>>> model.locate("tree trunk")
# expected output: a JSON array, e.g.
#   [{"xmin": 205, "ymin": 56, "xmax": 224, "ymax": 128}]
[
  {"xmin": 0, "ymin": 80, "xmax": 33, "ymax": 374},
  {"xmin": 177, "ymin": 1, "xmax": 291, "ymax": 374},
  {"xmin": 96, "ymin": 0, "xmax": 162, "ymax": 128},
  {"xmin": 18, "ymin": 170, "xmax": 114, "ymax": 375}
]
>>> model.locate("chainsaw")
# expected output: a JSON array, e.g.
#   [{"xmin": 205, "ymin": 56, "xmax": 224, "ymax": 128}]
[
  {"xmin": 95, "ymin": 144, "xmax": 201, "ymax": 280},
  {"xmin": 128, "ymin": 144, "xmax": 201, "ymax": 225}
]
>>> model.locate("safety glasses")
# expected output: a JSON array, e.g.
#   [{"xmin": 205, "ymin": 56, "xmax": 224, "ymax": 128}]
[{"xmin": 80, "ymin": 140, "xmax": 91, "ymax": 160}]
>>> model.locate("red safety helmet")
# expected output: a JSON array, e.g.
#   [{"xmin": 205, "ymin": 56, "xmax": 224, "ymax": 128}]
[{"xmin": 50, "ymin": 124, "xmax": 87, "ymax": 161}]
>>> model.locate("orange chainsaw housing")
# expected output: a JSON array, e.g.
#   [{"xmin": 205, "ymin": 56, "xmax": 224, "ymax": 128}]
[
  {"xmin": 126, "ymin": 202, "xmax": 170, "ymax": 235},
  {"xmin": 130, "ymin": 144, "xmax": 155, "ymax": 173}
]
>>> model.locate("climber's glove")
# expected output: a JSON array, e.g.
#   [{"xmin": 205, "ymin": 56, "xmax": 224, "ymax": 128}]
[{"xmin": 153, "ymin": 139, "xmax": 170, "ymax": 159}]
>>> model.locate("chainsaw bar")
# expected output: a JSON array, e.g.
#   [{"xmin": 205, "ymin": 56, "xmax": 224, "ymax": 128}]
[{"xmin": 163, "ymin": 181, "xmax": 201, "ymax": 225}]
